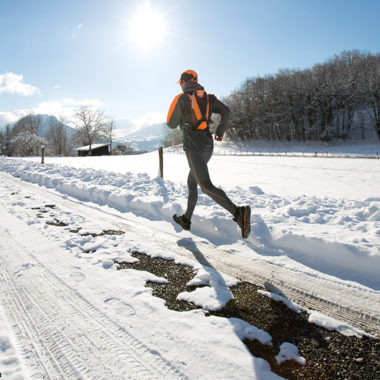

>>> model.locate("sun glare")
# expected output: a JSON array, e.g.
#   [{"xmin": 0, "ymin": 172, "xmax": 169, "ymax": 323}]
[{"xmin": 129, "ymin": 4, "xmax": 166, "ymax": 51}]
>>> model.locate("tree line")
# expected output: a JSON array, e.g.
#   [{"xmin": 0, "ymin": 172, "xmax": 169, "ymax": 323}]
[
  {"xmin": 222, "ymin": 50, "xmax": 380, "ymax": 142},
  {"xmin": 0, "ymin": 106, "xmax": 133, "ymax": 156}
]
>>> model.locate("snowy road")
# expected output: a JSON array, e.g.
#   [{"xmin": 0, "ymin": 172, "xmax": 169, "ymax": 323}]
[
  {"xmin": 0, "ymin": 173, "xmax": 281, "ymax": 379},
  {"xmin": 0, "ymin": 213, "xmax": 185, "ymax": 379}
]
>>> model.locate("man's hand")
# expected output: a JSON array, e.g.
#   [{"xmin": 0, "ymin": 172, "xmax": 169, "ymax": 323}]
[{"xmin": 214, "ymin": 134, "xmax": 223, "ymax": 141}]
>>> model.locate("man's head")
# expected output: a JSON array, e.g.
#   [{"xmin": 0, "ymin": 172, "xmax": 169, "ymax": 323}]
[{"xmin": 177, "ymin": 70, "xmax": 198, "ymax": 85}]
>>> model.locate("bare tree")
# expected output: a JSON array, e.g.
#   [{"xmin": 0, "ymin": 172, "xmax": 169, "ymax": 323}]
[
  {"xmin": 45, "ymin": 117, "xmax": 70, "ymax": 156},
  {"xmin": 4, "ymin": 125, "xmax": 12, "ymax": 156},
  {"xmin": 101, "ymin": 119, "xmax": 116, "ymax": 154},
  {"xmin": 11, "ymin": 114, "xmax": 43, "ymax": 155},
  {"xmin": 12, "ymin": 113, "xmax": 41, "ymax": 136},
  {"xmin": 12, "ymin": 131, "xmax": 45, "ymax": 156},
  {"xmin": 113, "ymin": 142, "xmax": 134, "ymax": 155},
  {"xmin": 365, "ymin": 54, "xmax": 380, "ymax": 139},
  {"xmin": 73, "ymin": 106, "xmax": 106, "ymax": 155},
  {"xmin": 162, "ymin": 127, "xmax": 183, "ymax": 148}
]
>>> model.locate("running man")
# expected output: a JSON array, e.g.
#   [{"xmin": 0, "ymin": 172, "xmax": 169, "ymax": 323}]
[{"xmin": 167, "ymin": 70, "xmax": 251, "ymax": 238}]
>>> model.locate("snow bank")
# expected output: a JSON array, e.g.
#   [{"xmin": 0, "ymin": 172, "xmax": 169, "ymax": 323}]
[{"xmin": 1, "ymin": 155, "xmax": 379, "ymax": 290}]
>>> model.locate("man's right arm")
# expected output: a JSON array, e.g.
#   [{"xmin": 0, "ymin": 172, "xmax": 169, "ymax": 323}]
[
  {"xmin": 167, "ymin": 94, "xmax": 183, "ymax": 129},
  {"xmin": 211, "ymin": 96, "xmax": 230, "ymax": 138}
]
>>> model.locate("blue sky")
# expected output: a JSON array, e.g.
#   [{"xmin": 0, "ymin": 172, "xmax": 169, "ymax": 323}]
[{"xmin": 1, "ymin": 0, "xmax": 379, "ymax": 131}]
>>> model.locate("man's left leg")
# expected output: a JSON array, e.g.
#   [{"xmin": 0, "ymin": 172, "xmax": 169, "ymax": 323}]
[
  {"xmin": 173, "ymin": 169, "xmax": 198, "ymax": 231},
  {"xmin": 184, "ymin": 170, "xmax": 198, "ymax": 221}
]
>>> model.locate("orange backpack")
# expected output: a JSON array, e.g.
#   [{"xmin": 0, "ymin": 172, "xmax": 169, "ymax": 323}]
[{"xmin": 187, "ymin": 89, "xmax": 210, "ymax": 130}]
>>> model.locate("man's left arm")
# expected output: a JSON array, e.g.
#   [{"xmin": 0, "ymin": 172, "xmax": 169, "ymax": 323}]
[{"xmin": 167, "ymin": 94, "xmax": 183, "ymax": 129}]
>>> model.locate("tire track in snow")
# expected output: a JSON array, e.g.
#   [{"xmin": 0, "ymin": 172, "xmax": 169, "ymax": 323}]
[
  {"xmin": 158, "ymin": 238, "xmax": 380, "ymax": 336},
  {"xmin": 0, "ymin": 221, "xmax": 187, "ymax": 379}
]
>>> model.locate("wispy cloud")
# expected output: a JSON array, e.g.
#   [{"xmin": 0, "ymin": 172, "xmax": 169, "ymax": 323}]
[
  {"xmin": 0, "ymin": 72, "xmax": 40, "ymax": 96},
  {"xmin": 61, "ymin": 98, "xmax": 103, "ymax": 107},
  {"xmin": 72, "ymin": 23, "xmax": 83, "ymax": 38},
  {"xmin": 129, "ymin": 112, "xmax": 165, "ymax": 127},
  {"xmin": 0, "ymin": 110, "xmax": 25, "ymax": 126}
]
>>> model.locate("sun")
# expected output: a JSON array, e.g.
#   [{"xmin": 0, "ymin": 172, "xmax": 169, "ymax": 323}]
[{"xmin": 129, "ymin": 3, "xmax": 166, "ymax": 51}]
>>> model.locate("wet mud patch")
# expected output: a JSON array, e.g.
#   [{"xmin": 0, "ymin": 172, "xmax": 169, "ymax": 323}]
[
  {"xmin": 115, "ymin": 251, "xmax": 379, "ymax": 380},
  {"xmin": 46, "ymin": 219, "xmax": 68, "ymax": 227},
  {"xmin": 69, "ymin": 228, "xmax": 125, "ymax": 237},
  {"xmin": 80, "ymin": 229, "xmax": 125, "ymax": 237},
  {"xmin": 28, "ymin": 202, "xmax": 124, "ymax": 237},
  {"xmin": 116, "ymin": 252, "xmax": 201, "ymax": 312},
  {"xmin": 32, "ymin": 205, "xmax": 56, "ymax": 220},
  {"xmin": 31, "ymin": 204, "xmax": 56, "ymax": 210}
]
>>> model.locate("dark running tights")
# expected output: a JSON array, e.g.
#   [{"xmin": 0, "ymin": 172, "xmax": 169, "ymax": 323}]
[{"xmin": 184, "ymin": 150, "xmax": 237, "ymax": 220}]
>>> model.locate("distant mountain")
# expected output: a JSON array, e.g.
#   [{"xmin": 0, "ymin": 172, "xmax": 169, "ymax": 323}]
[
  {"xmin": 38, "ymin": 114, "xmax": 76, "ymax": 137},
  {"xmin": 120, "ymin": 122, "xmax": 167, "ymax": 152}
]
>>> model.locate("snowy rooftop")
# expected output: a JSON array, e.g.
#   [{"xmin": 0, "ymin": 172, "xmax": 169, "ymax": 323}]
[{"xmin": 75, "ymin": 143, "xmax": 110, "ymax": 151}]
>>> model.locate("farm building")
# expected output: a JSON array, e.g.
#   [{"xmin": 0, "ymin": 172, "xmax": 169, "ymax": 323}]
[{"xmin": 76, "ymin": 143, "xmax": 110, "ymax": 156}]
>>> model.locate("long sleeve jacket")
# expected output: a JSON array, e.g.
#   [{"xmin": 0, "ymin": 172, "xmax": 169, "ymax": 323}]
[{"xmin": 167, "ymin": 81, "xmax": 230, "ymax": 152}]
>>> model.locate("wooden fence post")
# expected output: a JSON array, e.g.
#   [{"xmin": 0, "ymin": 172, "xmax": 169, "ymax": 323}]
[
  {"xmin": 158, "ymin": 146, "xmax": 163, "ymax": 178},
  {"xmin": 41, "ymin": 145, "xmax": 45, "ymax": 164}
]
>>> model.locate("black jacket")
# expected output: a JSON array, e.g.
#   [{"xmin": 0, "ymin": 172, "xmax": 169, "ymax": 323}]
[{"xmin": 167, "ymin": 81, "xmax": 230, "ymax": 152}]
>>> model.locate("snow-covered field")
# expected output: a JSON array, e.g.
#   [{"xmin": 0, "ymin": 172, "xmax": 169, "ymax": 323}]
[{"xmin": 0, "ymin": 142, "xmax": 379, "ymax": 379}]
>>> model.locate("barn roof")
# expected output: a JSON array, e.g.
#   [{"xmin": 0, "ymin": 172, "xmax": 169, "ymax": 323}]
[{"xmin": 75, "ymin": 143, "xmax": 110, "ymax": 152}]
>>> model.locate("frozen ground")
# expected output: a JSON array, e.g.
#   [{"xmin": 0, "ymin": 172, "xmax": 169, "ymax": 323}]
[{"xmin": 0, "ymin": 141, "xmax": 379, "ymax": 379}]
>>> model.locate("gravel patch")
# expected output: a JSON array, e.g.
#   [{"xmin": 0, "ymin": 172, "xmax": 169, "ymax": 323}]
[{"xmin": 117, "ymin": 252, "xmax": 380, "ymax": 380}]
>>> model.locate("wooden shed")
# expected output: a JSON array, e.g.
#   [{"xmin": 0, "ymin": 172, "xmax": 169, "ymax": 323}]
[{"xmin": 76, "ymin": 143, "xmax": 110, "ymax": 156}]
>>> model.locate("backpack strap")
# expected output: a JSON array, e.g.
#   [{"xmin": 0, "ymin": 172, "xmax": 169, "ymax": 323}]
[{"xmin": 187, "ymin": 90, "xmax": 210, "ymax": 130}]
